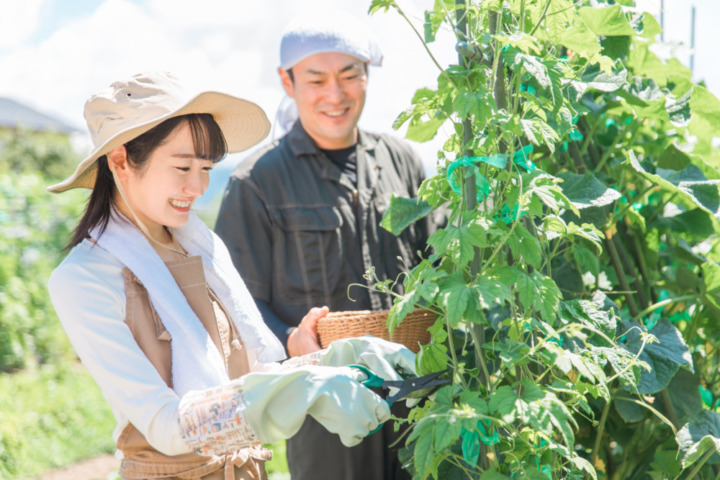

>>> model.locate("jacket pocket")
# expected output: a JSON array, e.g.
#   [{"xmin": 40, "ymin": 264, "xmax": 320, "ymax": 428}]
[{"xmin": 271, "ymin": 206, "xmax": 343, "ymax": 306}]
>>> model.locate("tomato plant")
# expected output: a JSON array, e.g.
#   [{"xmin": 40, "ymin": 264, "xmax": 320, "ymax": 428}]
[{"xmin": 372, "ymin": 1, "xmax": 720, "ymax": 478}]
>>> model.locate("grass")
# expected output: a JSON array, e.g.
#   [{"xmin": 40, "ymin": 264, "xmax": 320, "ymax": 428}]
[
  {"xmin": 0, "ymin": 361, "xmax": 116, "ymax": 479},
  {"xmin": 0, "ymin": 360, "xmax": 290, "ymax": 479}
]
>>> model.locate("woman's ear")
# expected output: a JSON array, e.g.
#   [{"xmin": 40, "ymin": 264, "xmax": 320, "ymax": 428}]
[{"xmin": 107, "ymin": 145, "xmax": 129, "ymax": 180}]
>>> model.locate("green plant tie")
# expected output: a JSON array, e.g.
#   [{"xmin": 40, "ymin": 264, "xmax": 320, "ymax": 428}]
[
  {"xmin": 446, "ymin": 157, "xmax": 491, "ymax": 201},
  {"xmin": 476, "ymin": 419, "xmax": 500, "ymax": 446},
  {"xmin": 497, "ymin": 203, "xmax": 526, "ymax": 225},
  {"xmin": 699, "ymin": 385, "xmax": 714, "ymax": 408},
  {"xmin": 446, "ymin": 146, "xmax": 536, "ymax": 201}
]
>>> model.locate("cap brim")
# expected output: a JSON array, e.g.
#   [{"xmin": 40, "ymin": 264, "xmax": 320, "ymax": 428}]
[{"xmin": 48, "ymin": 91, "xmax": 270, "ymax": 193}]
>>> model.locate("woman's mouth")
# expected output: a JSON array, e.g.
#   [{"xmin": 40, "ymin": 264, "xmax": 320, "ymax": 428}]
[{"xmin": 169, "ymin": 199, "xmax": 192, "ymax": 211}]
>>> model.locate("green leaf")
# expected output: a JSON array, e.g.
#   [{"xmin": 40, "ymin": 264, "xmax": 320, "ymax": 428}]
[
  {"xmin": 477, "ymin": 272, "xmax": 512, "ymax": 309},
  {"xmin": 495, "ymin": 32, "xmax": 542, "ymax": 55},
  {"xmin": 555, "ymin": 18, "xmax": 602, "ymax": 61},
  {"xmin": 578, "ymin": 5, "xmax": 635, "ymax": 36},
  {"xmin": 489, "ymin": 385, "xmax": 517, "ymax": 418},
  {"xmin": 560, "ymin": 299, "xmax": 617, "ymax": 339},
  {"xmin": 490, "ymin": 339, "xmax": 531, "ymax": 367},
  {"xmin": 667, "ymin": 368, "xmax": 704, "ymax": 424},
  {"xmin": 688, "ymin": 86, "xmax": 720, "ymax": 173},
  {"xmin": 701, "ymin": 262, "xmax": 720, "ymax": 311},
  {"xmin": 650, "ymin": 449, "xmax": 683, "ymax": 478},
  {"xmin": 666, "ymin": 88, "xmax": 692, "ymax": 128},
  {"xmin": 434, "ymin": 416, "xmax": 462, "ymax": 452},
  {"xmin": 571, "ymin": 66, "xmax": 627, "ymax": 95},
  {"xmin": 557, "ymin": 171, "xmax": 622, "ymax": 209},
  {"xmin": 454, "ymin": 88, "xmax": 492, "ymax": 120},
  {"xmin": 417, "ymin": 343, "xmax": 451, "ymax": 376},
  {"xmin": 515, "ymin": 226, "xmax": 543, "ymax": 269},
  {"xmin": 438, "ymin": 273, "xmax": 472, "ymax": 326},
  {"xmin": 503, "ymin": 50, "xmax": 550, "ymax": 89},
  {"xmin": 388, "ymin": 289, "xmax": 421, "ymax": 337},
  {"xmin": 413, "ymin": 421, "xmax": 437, "ymax": 476},
  {"xmin": 629, "ymin": 151, "xmax": 720, "ymax": 221},
  {"xmin": 567, "ymin": 223, "xmax": 604, "ymax": 253},
  {"xmin": 520, "ymin": 118, "xmax": 560, "ymax": 152},
  {"xmin": 368, "ymin": 0, "xmax": 396, "ymax": 14},
  {"xmin": 573, "ymin": 244, "xmax": 599, "ymax": 275},
  {"xmin": 624, "ymin": 319, "xmax": 693, "ymax": 394},
  {"xmin": 380, "ymin": 194, "xmax": 434, "ymax": 236},
  {"xmin": 406, "ymin": 114, "xmax": 447, "ymax": 143},
  {"xmin": 638, "ymin": 12, "xmax": 663, "ymax": 38},
  {"xmin": 613, "ymin": 390, "xmax": 646, "ymax": 423},
  {"xmin": 676, "ymin": 410, "xmax": 720, "ymax": 468}
]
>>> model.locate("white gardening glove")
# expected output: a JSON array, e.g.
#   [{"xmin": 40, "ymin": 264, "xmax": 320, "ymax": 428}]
[
  {"xmin": 319, "ymin": 336, "xmax": 417, "ymax": 382},
  {"xmin": 179, "ymin": 365, "xmax": 389, "ymax": 455}
]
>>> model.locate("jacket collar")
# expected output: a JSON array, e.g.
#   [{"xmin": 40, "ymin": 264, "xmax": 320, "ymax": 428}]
[{"xmin": 286, "ymin": 120, "xmax": 378, "ymax": 158}]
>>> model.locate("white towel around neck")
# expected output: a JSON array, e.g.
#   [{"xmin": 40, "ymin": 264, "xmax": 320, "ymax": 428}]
[{"xmin": 90, "ymin": 211, "xmax": 285, "ymax": 397}]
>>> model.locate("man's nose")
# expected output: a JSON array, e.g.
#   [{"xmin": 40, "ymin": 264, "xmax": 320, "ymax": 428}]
[{"xmin": 325, "ymin": 79, "xmax": 345, "ymax": 103}]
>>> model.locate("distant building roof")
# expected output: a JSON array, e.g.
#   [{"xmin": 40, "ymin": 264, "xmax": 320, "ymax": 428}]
[{"xmin": 0, "ymin": 97, "xmax": 79, "ymax": 134}]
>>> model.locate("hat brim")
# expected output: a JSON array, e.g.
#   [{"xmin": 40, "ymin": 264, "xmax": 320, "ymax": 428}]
[{"xmin": 47, "ymin": 91, "xmax": 270, "ymax": 193}]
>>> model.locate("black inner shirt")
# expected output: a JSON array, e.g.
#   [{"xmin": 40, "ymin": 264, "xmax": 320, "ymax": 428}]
[{"xmin": 321, "ymin": 145, "xmax": 357, "ymax": 186}]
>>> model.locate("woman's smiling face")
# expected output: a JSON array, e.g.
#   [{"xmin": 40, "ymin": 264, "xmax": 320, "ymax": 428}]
[{"xmin": 114, "ymin": 120, "xmax": 214, "ymax": 241}]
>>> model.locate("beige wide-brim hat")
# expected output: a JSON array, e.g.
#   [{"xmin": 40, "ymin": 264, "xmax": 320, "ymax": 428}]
[{"xmin": 48, "ymin": 71, "xmax": 270, "ymax": 193}]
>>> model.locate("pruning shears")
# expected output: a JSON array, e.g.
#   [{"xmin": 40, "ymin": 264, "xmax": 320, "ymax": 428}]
[{"xmin": 350, "ymin": 364, "xmax": 451, "ymax": 405}]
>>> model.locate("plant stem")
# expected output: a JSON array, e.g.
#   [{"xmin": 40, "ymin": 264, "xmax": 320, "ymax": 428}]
[
  {"xmin": 469, "ymin": 324, "xmax": 491, "ymax": 390},
  {"xmin": 591, "ymin": 397, "xmax": 611, "ymax": 466},
  {"xmin": 660, "ymin": 389, "xmax": 681, "ymax": 430},
  {"xmin": 633, "ymin": 294, "xmax": 696, "ymax": 322},
  {"xmin": 393, "ymin": 4, "xmax": 457, "ymax": 88},
  {"xmin": 604, "ymin": 231, "xmax": 639, "ymax": 317},
  {"xmin": 529, "ymin": 0, "xmax": 553, "ymax": 36},
  {"xmin": 445, "ymin": 317, "xmax": 469, "ymax": 389},
  {"xmin": 613, "ymin": 234, "xmax": 649, "ymax": 310},
  {"xmin": 684, "ymin": 447, "xmax": 716, "ymax": 479}
]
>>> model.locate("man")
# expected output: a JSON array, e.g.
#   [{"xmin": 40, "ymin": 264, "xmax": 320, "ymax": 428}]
[{"xmin": 215, "ymin": 10, "xmax": 432, "ymax": 480}]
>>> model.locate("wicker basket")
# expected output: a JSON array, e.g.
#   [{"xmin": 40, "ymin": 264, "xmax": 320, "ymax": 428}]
[{"xmin": 317, "ymin": 309, "xmax": 434, "ymax": 353}]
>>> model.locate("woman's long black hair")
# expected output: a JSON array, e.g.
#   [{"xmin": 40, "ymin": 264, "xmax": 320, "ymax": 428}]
[{"xmin": 65, "ymin": 113, "xmax": 227, "ymax": 250}]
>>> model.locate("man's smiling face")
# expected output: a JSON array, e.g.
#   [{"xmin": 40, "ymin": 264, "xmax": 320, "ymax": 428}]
[{"xmin": 280, "ymin": 52, "xmax": 367, "ymax": 149}]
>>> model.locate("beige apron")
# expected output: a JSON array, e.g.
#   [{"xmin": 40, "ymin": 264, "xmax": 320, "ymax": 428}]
[{"xmin": 118, "ymin": 254, "xmax": 271, "ymax": 480}]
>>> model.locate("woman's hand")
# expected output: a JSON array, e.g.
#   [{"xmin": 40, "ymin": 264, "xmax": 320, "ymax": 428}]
[{"xmin": 287, "ymin": 306, "xmax": 327, "ymax": 357}]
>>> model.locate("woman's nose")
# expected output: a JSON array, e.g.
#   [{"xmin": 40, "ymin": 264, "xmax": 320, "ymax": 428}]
[{"xmin": 184, "ymin": 170, "xmax": 207, "ymax": 197}]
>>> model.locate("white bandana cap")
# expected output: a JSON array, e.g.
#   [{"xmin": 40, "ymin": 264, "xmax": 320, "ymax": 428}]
[{"xmin": 279, "ymin": 9, "xmax": 384, "ymax": 71}]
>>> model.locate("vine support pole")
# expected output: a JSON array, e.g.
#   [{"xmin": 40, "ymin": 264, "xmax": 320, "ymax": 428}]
[{"xmin": 456, "ymin": 0, "xmax": 490, "ymax": 471}]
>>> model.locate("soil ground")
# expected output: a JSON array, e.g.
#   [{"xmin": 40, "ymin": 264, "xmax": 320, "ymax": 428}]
[{"xmin": 30, "ymin": 454, "xmax": 119, "ymax": 480}]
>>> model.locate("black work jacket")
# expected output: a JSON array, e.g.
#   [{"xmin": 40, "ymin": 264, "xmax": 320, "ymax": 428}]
[{"xmin": 215, "ymin": 121, "xmax": 430, "ymax": 342}]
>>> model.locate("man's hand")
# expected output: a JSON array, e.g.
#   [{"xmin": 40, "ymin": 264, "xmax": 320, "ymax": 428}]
[{"xmin": 287, "ymin": 306, "xmax": 327, "ymax": 357}]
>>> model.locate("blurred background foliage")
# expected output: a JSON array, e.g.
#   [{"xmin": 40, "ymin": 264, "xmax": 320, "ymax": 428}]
[{"xmin": 0, "ymin": 128, "xmax": 118, "ymax": 479}]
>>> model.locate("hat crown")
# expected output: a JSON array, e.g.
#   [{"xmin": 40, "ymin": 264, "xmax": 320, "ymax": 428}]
[
  {"xmin": 84, "ymin": 71, "xmax": 188, "ymax": 148},
  {"xmin": 279, "ymin": 10, "xmax": 383, "ymax": 70}
]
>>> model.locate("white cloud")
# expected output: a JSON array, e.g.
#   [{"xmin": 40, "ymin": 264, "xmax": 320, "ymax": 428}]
[{"xmin": 0, "ymin": 0, "xmax": 47, "ymax": 49}]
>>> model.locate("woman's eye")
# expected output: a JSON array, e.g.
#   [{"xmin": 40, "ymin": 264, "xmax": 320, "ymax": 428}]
[
  {"xmin": 175, "ymin": 167, "xmax": 190, "ymax": 172},
  {"xmin": 203, "ymin": 166, "xmax": 213, "ymax": 172}
]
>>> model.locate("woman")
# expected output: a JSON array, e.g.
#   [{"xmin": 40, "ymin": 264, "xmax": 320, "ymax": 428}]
[{"xmin": 48, "ymin": 71, "xmax": 416, "ymax": 480}]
